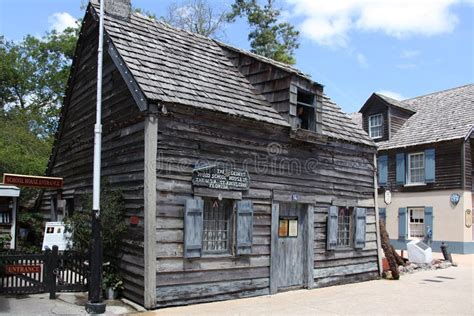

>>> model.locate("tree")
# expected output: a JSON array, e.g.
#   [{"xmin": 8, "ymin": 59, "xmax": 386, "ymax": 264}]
[
  {"xmin": 162, "ymin": 0, "xmax": 227, "ymax": 38},
  {"xmin": 227, "ymin": 0, "xmax": 299, "ymax": 65},
  {"xmin": 0, "ymin": 27, "xmax": 78, "ymax": 176}
]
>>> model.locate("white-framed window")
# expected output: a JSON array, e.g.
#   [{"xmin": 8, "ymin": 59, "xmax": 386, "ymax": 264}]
[
  {"xmin": 368, "ymin": 113, "xmax": 383, "ymax": 139},
  {"xmin": 408, "ymin": 152, "xmax": 425, "ymax": 184},
  {"xmin": 337, "ymin": 207, "xmax": 353, "ymax": 247},
  {"xmin": 408, "ymin": 207, "xmax": 425, "ymax": 238}
]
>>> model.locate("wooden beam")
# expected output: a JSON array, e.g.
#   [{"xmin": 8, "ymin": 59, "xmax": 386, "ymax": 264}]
[
  {"xmin": 269, "ymin": 202, "xmax": 279, "ymax": 294},
  {"xmin": 144, "ymin": 114, "xmax": 158, "ymax": 308},
  {"xmin": 373, "ymin": 153, "xmax": 383, "ymax": 276},
  {"xmin": 306, "ymin": 204, "xmax": 315, "ymax": 289},
  {"xmin": 107, "ymin": 39, "xmax": 148, "ymax": 111}
]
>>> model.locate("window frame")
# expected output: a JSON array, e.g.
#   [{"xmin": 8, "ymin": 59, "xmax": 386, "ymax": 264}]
[
  {"xmin": 202, "ymin": 197, "xmax": 235, "ymax": 256},
  {"xmin": 368, "ymin": 113, "xmax": 383, "ymax": 139},
  {"xmin": 296, "ymin": 90, "xmax": 317, "ymax": 132},
  {"xmin": 408, "ymin": 207, "xmax": 425, "ymax": 239},
  {"xmin": 336, "ymin": 207, "xmax": 354, "ymax": 249},
  {"xmin": 407, "ymin": 152, "xmax": 425, "ymax": 185}
]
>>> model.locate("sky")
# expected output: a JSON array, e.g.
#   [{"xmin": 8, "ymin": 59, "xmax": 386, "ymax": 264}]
[{"xmin": 1, "ymin": 0, "xmax": 473, "ymax": 113}]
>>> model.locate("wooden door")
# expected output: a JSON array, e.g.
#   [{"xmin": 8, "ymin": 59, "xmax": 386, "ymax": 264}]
[{"xmin": 276, "ymin": 203, "xmax": 305, "ymax": 290}]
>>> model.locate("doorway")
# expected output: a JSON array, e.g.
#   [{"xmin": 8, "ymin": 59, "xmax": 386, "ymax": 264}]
[{"xmin": 270, "ymin": 202, "xmax": 314, "ymax": 293}]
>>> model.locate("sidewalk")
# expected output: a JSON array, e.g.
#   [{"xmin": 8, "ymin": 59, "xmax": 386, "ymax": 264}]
[
  {"xmin": 143, "ymin": 254, "xmax": 474, "ymax": 316},
  {"xmin": 0, "ymin": 292, "xmax": 138, "ymax": 315}
]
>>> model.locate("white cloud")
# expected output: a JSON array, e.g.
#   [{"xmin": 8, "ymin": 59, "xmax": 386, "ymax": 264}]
[
  {"xmin": 286, "ymin": 0, "xmax": 462, "ymax": 47},
  {"xmin": 377, "ymin": 90, "xmax": 405, "ymax": 100},
  {"xmin": 48, "ymin": 12, "xmax": 77, "ymax": 32},
  {"xmin": 356, "ymin": 53, "xmax": 368, "ymax": 68},
  {"xmin": 400, "ymin": 49, "xmax": 421, "ymax": 58}
]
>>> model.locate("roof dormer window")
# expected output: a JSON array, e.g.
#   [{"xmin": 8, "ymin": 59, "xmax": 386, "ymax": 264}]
[
  {"xmin": 368, "ymin": 113, "xmax": 383, "ymax": 139},
  {"xmin": 296, "ymin": 90, "xmax": 316, "ymax": 132}
]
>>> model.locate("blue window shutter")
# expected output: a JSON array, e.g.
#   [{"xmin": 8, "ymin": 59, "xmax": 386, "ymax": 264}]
[
  {"xmin": 424, "ymin": 207, "xmax": 433, "ymax": 238},
  {"xmin": 398, "ymin": 207, "xmax": 407, "ymax": 240},
  {"xmin": 327, "ymin": 206, "xmax": 338, "ymax": 250},
  {"xmin": 396, "ymin": 153, "xmax": 406, "ymax": 185},
  {"xmin": 425, "ymin": 149, "xmax": 436, "ymax": 183},
  {"xmin": 378, "ymin": 155, "xmax": 388, "ymax": 186},
  {"xmin": 236, "ymin": 200, "xmax": 254, "ymax": 255},
  {"xmin": 184, "ymin": 198, "xmax": 204, "ymax": 258},
  {"xmin": 379, "ymin": 208, "xmax": 386, "ymax": 225},
  {"xmin": 354, "ymin": 208, "xmax": 367, "ymax": 249}
]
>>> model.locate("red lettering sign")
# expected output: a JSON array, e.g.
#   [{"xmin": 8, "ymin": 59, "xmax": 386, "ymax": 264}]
[
  {"xmin": 3, "ymin": 174, "xmax": 63, "ymax": 189},
  {"xmin": 5, "ymin": 265, "xmax": 42, "ymax": 275}
]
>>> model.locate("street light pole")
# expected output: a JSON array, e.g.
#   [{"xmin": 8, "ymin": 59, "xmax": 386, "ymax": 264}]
[{"xmin": 85, "ymin": 0, "xmax": 106, "ymax": 313}]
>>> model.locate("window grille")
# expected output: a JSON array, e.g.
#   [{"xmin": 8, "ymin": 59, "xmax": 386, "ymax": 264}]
[
  {"xmin": 203, "ymin": 198, "xmax": 232, "ymax": 253},
  {"xmin": 368, "ymin": 114, "xmax": 383, "ymax": 139},
  {"xmin": 337, "ymin": 207, "xmax": 352, "ymax": 247},
  {"xmin": 408, "ymin": 152, "xmax": 425, "ymax": 184},
  {"xmin": 409, "ymin": 207, "xmax": 425, "ymax": 238}
]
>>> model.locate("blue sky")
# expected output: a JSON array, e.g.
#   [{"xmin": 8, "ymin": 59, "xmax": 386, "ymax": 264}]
[{"xmin": 1, "ymin": 0, "xmax": 473, "ymax": 113}]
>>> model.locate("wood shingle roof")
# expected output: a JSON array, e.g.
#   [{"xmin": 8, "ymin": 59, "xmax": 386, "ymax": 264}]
[
  {"xmin": 92, "ymin": 4, "xmax": 374, "ymax": 147},
  {"xmin": 377, "ymin": 84, "xmax": 474, "ymax": 150}
]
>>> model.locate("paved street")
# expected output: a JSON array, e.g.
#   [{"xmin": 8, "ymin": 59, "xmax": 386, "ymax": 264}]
[
  {"xmin": 145, "ymin": 254, "xmax": 474, "ymax": 316},
  {"xmin": 0, "ymin": 255, "xmax": 472, "ymax": 315}
]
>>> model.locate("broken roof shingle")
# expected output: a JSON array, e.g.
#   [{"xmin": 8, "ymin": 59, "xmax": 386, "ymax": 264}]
[{"xmin": 377, "ymin": 84, "xmax": 474, "ymax": 150}]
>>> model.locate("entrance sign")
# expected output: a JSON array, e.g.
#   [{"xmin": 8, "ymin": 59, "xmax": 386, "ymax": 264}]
[
  {"xmin": 5, "ymin": 265, "xmax": 41, "ymax": 275},
  {"xmin": 192, "ymin": 166, "xmax": 250, "ymax": 190},
  {"xmin": 3, "ymin": 174, "xmax": 63, "ymax": 189},
  {"xmin": 42, "ymin": 222, "xmax": 71, "ymax": 251}
]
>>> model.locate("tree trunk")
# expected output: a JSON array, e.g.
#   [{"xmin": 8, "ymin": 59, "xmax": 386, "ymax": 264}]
[{"xmin": 379, "ymin": 220, "xmax": 403, "ymax": 280}]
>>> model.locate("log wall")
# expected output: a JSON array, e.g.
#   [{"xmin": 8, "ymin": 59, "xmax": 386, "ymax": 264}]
[
  {"xmin": 154, "ymin": 105, "xmax": 378, "ymax": 307},
  {"xmin": 39, "ymin": 14, "xmax": 146, "ymax": 305}
]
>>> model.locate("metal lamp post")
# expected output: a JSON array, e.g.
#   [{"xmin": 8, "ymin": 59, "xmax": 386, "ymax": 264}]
[{"xmin": 85, "ymin": 0, "xmax": 106, "ymax": 313}]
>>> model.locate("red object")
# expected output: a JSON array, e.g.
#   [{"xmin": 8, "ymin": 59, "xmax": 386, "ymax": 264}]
[
  {"xmin": 3, "ymin": 173, "xmax": 63, "ymax": 189},
  {"xmin": 5, "ymin": 265, "xmax": 41, "ymax": 275},
  {"xmin": 130, "ymin": 215, "xmax": 139, "ymax": 226},
  {"xmin": 382, "ymin": 258, "xmax": 390, "ymax": 271}
]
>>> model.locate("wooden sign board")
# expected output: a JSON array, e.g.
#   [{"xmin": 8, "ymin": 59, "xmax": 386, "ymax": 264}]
[
  {"xmin": 5, "ymin": 265, "xmax": 41, "ymax": 275},
  {"xmin": 3, "ymin": 173, "xmax": 63, "ymax": 189},
  {"xmin": 192, "ymin": 166, "xmax": 250, "ymax": 190}
]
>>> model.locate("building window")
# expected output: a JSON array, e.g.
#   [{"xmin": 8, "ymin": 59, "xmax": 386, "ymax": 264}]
[
  {"xmin": 408, "ymin": 207, "xmax": 424, "ymax": 238},
  {"xmin": 203, "ymin": 198, "xmax": 233, "ymax": 254},
  {"xmin": 408, "ymin": 152, "xmax": 425, "ymax": 184},
  {"xmin": 296, "ymin": 90, "xmax": 316, "ymax": 131},
  {"xmin": 368, "ymin": 113, "xmax": 383, "ymax": 139},
  {"xmin": 337, "ymin": 207, "xmax": 353, "ymax": 247}
]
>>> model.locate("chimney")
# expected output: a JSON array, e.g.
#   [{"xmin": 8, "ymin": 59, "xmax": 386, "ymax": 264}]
[{"xmin": 103, "ymin": 0, "xmax": 131, "ymax": 20}]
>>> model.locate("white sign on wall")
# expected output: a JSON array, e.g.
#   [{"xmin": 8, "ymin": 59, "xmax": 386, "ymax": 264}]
[
  {"xmin": 384, "ymin": 190, "xmax": 392, "ymax": 205},
  {"xmin": 42, "ymin": 222, "xmax": 71, "ymax": 251}
]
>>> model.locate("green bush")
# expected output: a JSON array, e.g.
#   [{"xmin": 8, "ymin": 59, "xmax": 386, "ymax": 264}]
[{"xmin": 65, "ymin": 182, "xmax": 127, "ymax": 267}]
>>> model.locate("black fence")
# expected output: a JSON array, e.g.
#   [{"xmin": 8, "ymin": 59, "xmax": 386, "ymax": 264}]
[{"xmin": 0, "ymin": 246, "xmax": 88, "ymax": 297}]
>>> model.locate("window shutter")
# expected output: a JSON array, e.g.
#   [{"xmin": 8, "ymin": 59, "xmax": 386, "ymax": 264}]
[
  {"xmin": 379, "ymin": 207, "xmax": 386, "ymax": 225},
  {"xmin": 354, "ymin": 208, "xmax": 367, "ymax": 249},
  {"xmin": 424, "ymin": 206, "xmax": 433, "ymax": 237},
  {"xmin": 396, "ymin": 153, "xmax": 406, "ymax": 185},
  {"xmin": 378, "ymin": 155, "xmax": 388, "ymax": 186},
  {"xmin": 398, "ymin": 207, "xmax": 407, "ymax": 240},
  {"xmin": 327, "ymin": 206, "xmax": 338, "ymax": 250},
  {"xmin": 424, "ymin": 149, "xmax": 435, "ymax": 183},
  {"xmin": 184, "ymin": 198, "xmax": 204, "ymax": 258},
  {"xmin": 236, "ymin": 200, "xmax": 254, "ymax": 255}
]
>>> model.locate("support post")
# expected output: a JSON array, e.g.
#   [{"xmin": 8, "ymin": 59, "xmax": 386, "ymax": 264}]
[
  {"xmin": 144, "ymin": 113, "xmax": 158, "ymax": 308},
  {"xmin": 269, "ymin": 202, "xmax": 279, "ymax": 294},
  {"xmin": 49, "ymin": 245, "xmax": 59, "ymax": 299},
  {"xmin": 373, "ymin": 153, "xmax": 384, "ymax": 276},
  {"xmin": 86, "ymin": 0, "xmax": 106, "ymax": 313}
]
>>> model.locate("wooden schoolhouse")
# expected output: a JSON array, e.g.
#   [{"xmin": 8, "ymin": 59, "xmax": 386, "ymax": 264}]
[{"xmin": 39, "ymin": 0, "xmax": 382, "ymax": 309}]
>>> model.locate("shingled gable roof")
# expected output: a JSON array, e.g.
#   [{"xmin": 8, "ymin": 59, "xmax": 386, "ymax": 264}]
[
  {"xmin": 376, "ymin": 84, "xmax": 474, "ymax": 150},
  {"xmin": 89, "ymin": 4, "xmax": 374, "ymax": 147}
]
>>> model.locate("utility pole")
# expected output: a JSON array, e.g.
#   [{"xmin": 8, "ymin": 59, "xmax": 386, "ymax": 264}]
[{"xmin": 85, "ymin": 0, "xmax": 106, "ymax": 313}]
